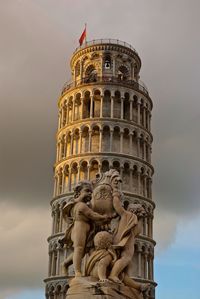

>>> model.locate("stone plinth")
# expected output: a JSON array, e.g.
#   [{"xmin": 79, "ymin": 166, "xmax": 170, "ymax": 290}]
[{"xmin": 66, "ymin": 277, "xmax": 143, "ymax": 299}]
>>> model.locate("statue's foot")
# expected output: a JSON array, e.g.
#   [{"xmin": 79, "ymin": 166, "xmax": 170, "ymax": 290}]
[
  {"xmin": 108, "ymin": 276, "xmax": 122, "ymax": 284},
  {"xmin": 75, "ymin": 271, "xmax": 82, "ymax": 277}
]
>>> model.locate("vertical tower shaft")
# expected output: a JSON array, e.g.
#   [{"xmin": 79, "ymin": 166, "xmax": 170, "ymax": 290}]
[{"xmin": 45, "ymin": 39, "xmax": 156, "ymax": 299}]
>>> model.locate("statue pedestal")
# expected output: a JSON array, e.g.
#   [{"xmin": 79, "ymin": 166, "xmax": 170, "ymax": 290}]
[{"xmin": 66, "ymin": 277, "xmax": 143, "ymax": 299}]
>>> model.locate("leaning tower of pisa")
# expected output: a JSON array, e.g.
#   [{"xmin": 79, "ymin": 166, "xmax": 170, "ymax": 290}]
[{"xmin": 45, "ymin": 39, "xmax": 156, "ymax": 299}]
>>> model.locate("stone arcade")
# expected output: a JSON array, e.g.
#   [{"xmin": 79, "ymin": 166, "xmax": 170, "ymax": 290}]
[{"xmin": 44, "ymin": 39, "xmax": 156, "ymax": 299}]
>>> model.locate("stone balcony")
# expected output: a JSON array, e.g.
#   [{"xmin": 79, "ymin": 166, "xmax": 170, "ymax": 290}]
[{"xmin": 61, "ymin": 76, "xmax": 149, "ymax": 96}]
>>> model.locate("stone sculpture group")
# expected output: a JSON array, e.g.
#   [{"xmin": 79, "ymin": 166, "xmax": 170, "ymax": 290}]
[{"xmin": 59, "ymin": 169, "xmax": 150, "ymax": 299}]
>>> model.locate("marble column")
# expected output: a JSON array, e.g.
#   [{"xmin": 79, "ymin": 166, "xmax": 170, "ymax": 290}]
[
  {"xmin": 61, "ymin": 171, "xmax": 65, "ymax": 193},
  {"xmin": 99, "ymin": 129, "xmax": 103, "ymax": 152},
  {"xmin": 120, "ymin": 131, "xmax": 123, "ymax": 153},
  {"xmin": 130, "ymin": 99, "xmax": 133, "ymax": 121},
  {"xmin": 137, "ymin": 171, "xmax": 141, "ymax": 195},
  {"xmin": 144, "ymin": 251, "xmax": 148, "ymax": 279},
  {"xmin": 129, "ymin": 133, "xmax": 133, "ymax": 155},
  {"xmin": 80, "ymin": 98, "xmax": 84, "ymax": 119},
  {"xmin": 137, "ymin": 101, "xmax": 141, "ymax": 125},
  {"xmin": 110, "ymin": 129, "xmax": 113, "ymax": 152},
  {"xmin": 90, "ymin": 96, "xmax": 93, "ymax": 118},
  {"xmin": 79, "ymin": 131, "xmax": 82, "ymax": 154},
  {"xmin": 68, "ymin": 168, "xmax": 71, "ymax": 191},
  {"xmin": 121, "ymin": 97, "xmax": 124, "ymax": 119},
  {"xmin": 137, "ymin": 137, "xmax": 140, "ymax": 157},
  {"xmin": 129, "ymin": 169, "xmax": 133, "ymax": 192},
  {"xmin": 88, "ymin": 130, "xmax": 92, "ymax": 152},
  {"xmin": 111, "ymin": 96, "xmax": 114, "ymax": 118},
  {"xmin": 59, "ymin": 206, "xmax": 63, "ymax": 232},
  {"xmin": 138, "ymin": 245, "xmax": 142, "ymax": 277},
  {"xmin": 100, "ymin": 95, "xmax": 103, "ymax": 118},
  {"xmin": 72, "ymin": 99, "xmax": 75, "ymax": 122},
  {"xmin": 70, "ymin": 134, "xmax": 73, "ymax": 155}
]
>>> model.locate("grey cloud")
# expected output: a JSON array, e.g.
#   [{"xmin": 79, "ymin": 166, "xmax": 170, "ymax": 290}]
[{"xmin": 1, "ymin": 0, "xmax": 200, "ymax": 294}]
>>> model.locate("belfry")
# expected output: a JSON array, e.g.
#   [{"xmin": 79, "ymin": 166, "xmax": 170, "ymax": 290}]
[{"xmin": 45, "ymin": 39, "xmax": 156, "ymax": 299}]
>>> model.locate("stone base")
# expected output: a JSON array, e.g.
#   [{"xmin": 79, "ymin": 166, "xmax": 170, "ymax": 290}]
[{"xmin": 66, "ymin": 277, "xmax": 143, "ymax": 299}]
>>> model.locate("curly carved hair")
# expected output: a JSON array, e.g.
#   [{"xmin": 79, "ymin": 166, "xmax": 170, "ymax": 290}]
[
  {"xmin": 73, "ymin": 180, "xmax": 93, "ymax": 199},
  {"xmin": 94, "ymin": 231, "xmax": 113, "ymax": 250}
]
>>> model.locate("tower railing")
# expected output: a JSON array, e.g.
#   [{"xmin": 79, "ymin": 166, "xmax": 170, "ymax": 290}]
[
  {"xmin": 61, "ymin": 76, "xmax": 149, "ymax": 96},
  {"xmin": 73, "ymin": 39, "xmax": 138, "ymax": 54}
]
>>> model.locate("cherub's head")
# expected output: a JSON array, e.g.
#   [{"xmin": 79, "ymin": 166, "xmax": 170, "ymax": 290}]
[
  {"xmin": 94, "ymin": 231, "xmax": 113, "ymax": 250},
  {"xmin": 74, "ymin": 180, "xmax": 93, "ymax": 202}
]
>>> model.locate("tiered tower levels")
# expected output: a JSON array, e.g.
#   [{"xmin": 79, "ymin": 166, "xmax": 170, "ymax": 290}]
[{"xmin": 45, "ymin": 39, "xmax": 156, "ymax": 299}]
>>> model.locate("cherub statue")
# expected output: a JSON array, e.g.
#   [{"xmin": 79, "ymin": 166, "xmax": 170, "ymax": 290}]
[
  {"xmin": 60, "ymin": 180, "xmax": 109, "ymax": 277},
  {"xmin": 85, "ymin": 231, "xmax": 117, "ymax": 282},
  {"xmin": 109, "ymin": 191, "xmax": 147, "ymax": 284}
]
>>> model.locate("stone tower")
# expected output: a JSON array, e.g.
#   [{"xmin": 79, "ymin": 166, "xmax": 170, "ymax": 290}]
[{"xmin": 45, "ymin": 39, "xmax": 156, "ymax": 299}]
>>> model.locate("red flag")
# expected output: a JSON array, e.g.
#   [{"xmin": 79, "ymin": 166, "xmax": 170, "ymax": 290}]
[{"xmin": 79, "ymin": 27, "xmax": 86, "ymax": 46}]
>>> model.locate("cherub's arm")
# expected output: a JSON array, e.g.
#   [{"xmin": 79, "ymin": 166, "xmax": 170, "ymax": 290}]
[
  {"xmin": 112, "ymin": 190, "xmax": 125, "ymax": 216},
  {"xmin": 81, "ymin": 204, "xmax": 107, "ymax": 221}
]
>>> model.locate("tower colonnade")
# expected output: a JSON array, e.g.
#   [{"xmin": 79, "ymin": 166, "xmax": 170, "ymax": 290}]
[
  {"xmin": 45, "ymin": 39, "xmax": 156, "ymax": 299},
  {"xmin": 58, "ymin": 88, "xmax": 152, "ymax": 131}
]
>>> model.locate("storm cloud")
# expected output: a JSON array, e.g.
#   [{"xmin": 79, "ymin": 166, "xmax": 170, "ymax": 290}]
[{"xmin": 0, "ymin": 0, "xmax": 200, "ymax": 296}]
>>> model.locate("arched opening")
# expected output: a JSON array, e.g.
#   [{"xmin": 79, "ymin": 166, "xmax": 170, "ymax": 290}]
[
  {"xmin": 85, "ymin": 64, "xmax": 97, "ymax": 83},
  {"xmin": 93, "ymin": 90, "xmax": 101, "ymax": 118},
  {"xmin": 133, "ymin": 95, "xmax": 138, "ymax": 123},
  {"xmin": 102, "ymin": 160, "xmax": 110, "ymax": 173},
  {"xmin": 123, "ymin": 128, "xmax": 130, "ymax": 155},
  {"xmin": 52, "ymin": 248, "xmax": 57, "ymax": 276},
  {"xmin": 132, "ymin": 131, "xmax": 137, "ymax": 156},
  {"xmin": 113, "ymin": 160, "xmax": 120, "ymax": 173},
  {"xmin": 140, "ymin": 167, "xmax": 145, "ymax": 196},
  {"xmin": 66, "ymin": 133, "xmax": 71, "ymax": 157},
  {"xmin": 124, "ymin": 92, "xmax": 130, "ymax": 120},
  {"xmin": 68, "ymin": 97, "xmax": 73, "ymax": 123},
  {"xmin": 73, "ymin": 129, "xmax": 79, "ymax": 155},
  {"xmin": 63, "ymin": 101, "xmax": 67, "ymax": 126},
  {"xmin": 56, "ymin": 285, "xmax": 62, "ymax": 299},
  {"xmin": 113, "ymin": 90, "xmax": 121, "ymax": 118},
  {"xmin": 132, "ymin": 165, "xmax": 138, "ymax": 194},
  {"xmin": 74, "ymin": 93, "xmax": 81, "ymax": 121},
  {"xmin": 58, "ymin": 168, "xmax": 63, "ymax": 195},
  {"xmin": 82, "ymin": 126, "xmax": 89, "ymax": 153},
  {"xmin": 103, "ymin": 90, "xmax": 111, "ymax": 117},
  {"xmin": 64, "ymin": 165, "xmax": 69, "ymax": 192},
  {"xmin": 113, "ymin": 126, "xmax": 120, "ymax": 152},
  {"xmin": 75, "ymin": 61, "xmax": 80, "ymax": 78},
  {"xmin": 102, "ymin": 126, "xmax": 110, "ymax": 151},
  {"xmin": 71, "ymin": 163, "xmax": 78, "ymax": 190},
  {"xmin": 83, "ymin": 91, "xmax": 91, "ymax": 119},
  {"xmin": 55, "ymin": 206, "xmax": 60, "ymax": 233},
  {"xmin": 140, "ymin": 99, "xmax": 144, "ymax": 126},
  {"xmin": 118, "ymin": 65, "xmax": 129, "ymax": 81},
  {"xmin": 122, "ymin": 162, "xmax": 130, "ymax": 191},
  {"xmin": 91, "ymin": 126, "xmax": 100, "ymax": 152},
  {"xmin": 104, "ymin": 54, "xmax": 112, "ymax": 70},
  {"xmin": 49, "ymin": 286, "xmax": 55, "ymax": 299},
  {"xmin": 140, "ymin": 134, "xmax": 145, "ymax": 159},
  {"xmin": 80, "ymin": 161, "xmax": 88, "ymax": 180},
  {"xmin": 90, "ymin": 160, "xmax": 99, "ymax": 180}
]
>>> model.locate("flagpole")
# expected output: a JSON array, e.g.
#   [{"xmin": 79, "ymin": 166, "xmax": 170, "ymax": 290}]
[{"xmin": 85, "ymin": 23, "xmax": 87, "ymax": 44}]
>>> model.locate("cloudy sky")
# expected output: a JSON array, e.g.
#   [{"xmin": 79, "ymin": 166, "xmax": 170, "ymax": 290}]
[{"xmin": 0, "ymin": 1, "xmax": 200, "ymax": 298}]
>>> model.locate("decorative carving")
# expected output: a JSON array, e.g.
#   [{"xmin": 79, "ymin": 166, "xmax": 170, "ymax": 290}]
[{"xmin": 60, "ymin": 171, "xmax": 150, "ymax": 298}]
